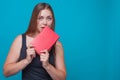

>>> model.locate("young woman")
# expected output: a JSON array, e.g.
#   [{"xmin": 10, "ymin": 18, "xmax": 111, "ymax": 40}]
[{"xmin": 3, "ymin": 3, "xmax": 66, "ymax": 80}]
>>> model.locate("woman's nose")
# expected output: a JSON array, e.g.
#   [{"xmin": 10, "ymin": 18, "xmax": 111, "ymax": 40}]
[{"xmin": 43, "ymin": 19, "xmax": 47, "ymax": 25}]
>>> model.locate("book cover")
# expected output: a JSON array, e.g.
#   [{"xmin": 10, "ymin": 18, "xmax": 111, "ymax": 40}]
[{"xmin": 31, "ymin": 26, "xmax": 60, "ymax": 54}]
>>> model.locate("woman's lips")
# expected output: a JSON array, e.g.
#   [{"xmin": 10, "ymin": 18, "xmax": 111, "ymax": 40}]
[{"xmin": 40, "ymin": 27, "xmax": 45, "ymax": 32}]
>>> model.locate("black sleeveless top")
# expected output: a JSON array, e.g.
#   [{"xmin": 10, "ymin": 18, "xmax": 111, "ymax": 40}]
[{"xmin": 19, "ymin": 34, "xmax": 55, "ymax": 80}]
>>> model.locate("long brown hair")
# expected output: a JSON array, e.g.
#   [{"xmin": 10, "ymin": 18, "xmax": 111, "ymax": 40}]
[{"xmin": 25, "ymin": 3, "xmax": 55, "ymax": 36}]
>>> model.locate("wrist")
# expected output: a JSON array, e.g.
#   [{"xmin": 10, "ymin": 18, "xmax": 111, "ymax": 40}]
[
  {"xmin": 23, "ymin": 59, "xmax": 30, "ymax": 65},
  {"xmin": 43, "ymin": 62, "xmax": 50, "ymax": 70}
]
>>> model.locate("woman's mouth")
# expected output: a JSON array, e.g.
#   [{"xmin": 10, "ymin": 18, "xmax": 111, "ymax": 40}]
[{"xmin": 40, "ymin": 27, "xmax": 45, "ymax": 32}]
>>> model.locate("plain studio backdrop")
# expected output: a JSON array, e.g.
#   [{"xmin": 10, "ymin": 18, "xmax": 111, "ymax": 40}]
[{"xmin": 0, "ymin": 0, "xmax": 120, "ymax": 80}]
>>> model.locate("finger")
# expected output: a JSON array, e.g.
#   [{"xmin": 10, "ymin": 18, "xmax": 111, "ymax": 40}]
[
  {"xmin": 27, "ymin": 49, "xmax": 33, "ymax": 54},
  {"xmin": 40, "ymin": 49, "xmax": 48, "ymax": 54},
  {"xmin": 40, "ymin": 56, "xmax": 46, "ymax": 61},
  {"xmin": 40, "ymin": 51, "xmax": 46, "ymax": 54},
  {"xmin": 28, "ymin": 44, "xmax": 34, "ymax": 48},
  {"xmin": 40, "ymin": 54, "xmax": 49, "ymax": 60},
  {"xmin": 33, "ymin": 52, "xmax": 36, "ymax": 58},
  {"xmin": 30, "ymin": 52, "xmax": 36, "ymax": 58},
  {"xmin": 40, "ymin": 54, "xmax": 45, "ymax": 58},
  {"xmin": 27, "ymin": 48, "xmax": 35, "ymax": 55},
  {"xmin": 40, "ymin": 53, "xmax": 47, "ymax": 58},
  {"xmin": 29, "ymin": 48, "xmax": 35, "ymax": 51}
]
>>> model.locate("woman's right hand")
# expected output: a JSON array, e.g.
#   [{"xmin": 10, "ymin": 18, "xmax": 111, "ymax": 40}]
[{"xmin": 26, "ymin": 44, "xmax": 36, "ymax": 64}]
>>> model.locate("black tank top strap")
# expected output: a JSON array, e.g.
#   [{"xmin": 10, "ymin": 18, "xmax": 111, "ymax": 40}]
[
  {"xmin": 18, "ymin": 33, "xmax": 27, "ymax": 61},
  {"xmin": 22, "ymin": 33, "xmax": 27, "ymax": 49}
]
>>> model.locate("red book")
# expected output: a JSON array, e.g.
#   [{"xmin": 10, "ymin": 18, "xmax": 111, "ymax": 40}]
[{"xmin": 31, "ymin": 26, "xmax": 60, "ymax": 54}]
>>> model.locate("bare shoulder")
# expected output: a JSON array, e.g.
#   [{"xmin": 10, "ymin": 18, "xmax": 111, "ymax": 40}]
[
  {"xmin": 10, "ymin": 34, "xmax": 22, "ymax": 52},
  {"xmin": 55, "ymin": 41, "xmax": 64, "ymax": 55},
  {"xmin": 14, "ymin": 35, "xmax": 22, "ymax": 43},
  {"xmin": 11, "ymin": 34, "xmax": 22, "ymax": 50},
  {"xmin": 55, "ymin": 41, "xmax": 63, "ymax": 48}
]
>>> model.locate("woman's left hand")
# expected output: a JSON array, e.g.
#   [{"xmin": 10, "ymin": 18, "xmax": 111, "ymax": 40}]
[{"xmin": 40, "ymin": 49, "xmax": 49, "ymax": 68}]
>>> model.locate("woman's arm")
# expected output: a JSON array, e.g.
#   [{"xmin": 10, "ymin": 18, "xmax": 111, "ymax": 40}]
[
  {"xmin": 40, "ymin": 41, "xmax": 66, "ymax": 80},
  {"xmin": 3, "ymin": 35, "xmax": 34, "ymax": 77}
]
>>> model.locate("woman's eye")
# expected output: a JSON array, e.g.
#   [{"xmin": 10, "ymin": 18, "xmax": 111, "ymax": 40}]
[
  {"xmin": 47, "ymin": 17, "xmax": 52, "ymax": 21},
  {"xmin": 38, "ymin": 16, "xmax": 43, "ymax": 20}
]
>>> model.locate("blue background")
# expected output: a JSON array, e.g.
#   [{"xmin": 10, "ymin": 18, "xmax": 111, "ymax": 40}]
[{"xmin": 0, "ymin": 0, "xmax": 120, "ymax": 80}]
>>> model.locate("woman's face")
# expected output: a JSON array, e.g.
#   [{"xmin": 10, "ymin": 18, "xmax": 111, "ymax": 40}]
[{"xmin": 37, "ymin": 9, "xmax": 53, "ymax": 32}]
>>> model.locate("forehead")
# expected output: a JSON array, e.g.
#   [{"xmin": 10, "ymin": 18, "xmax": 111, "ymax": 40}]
[{"xmin": 38, "ymin": 9, "xmax": 52, "ymax": 17}]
